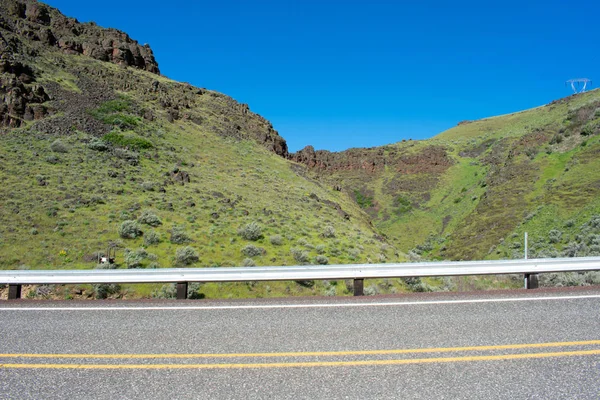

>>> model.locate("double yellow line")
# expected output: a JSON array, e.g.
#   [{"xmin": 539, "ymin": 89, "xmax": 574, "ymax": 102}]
[{"xmin": 1, "ymin": 340, "xmax": 599, "ymax": 369}]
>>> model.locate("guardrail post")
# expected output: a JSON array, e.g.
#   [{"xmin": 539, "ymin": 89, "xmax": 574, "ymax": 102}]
[
  {"xmin": 353, "ymin": 279, "xmax": 364, "ymax": 296},
  {"xmin": 8, "ymin": 284, "xmax": 22, "ymax": 300},
  {"xmin": 176, "ymin": 282, "xmax": 188, "ymax": 300},
  {"xmin": 524, "ymin": 274, "xmax": 539, "ymax": 289}
]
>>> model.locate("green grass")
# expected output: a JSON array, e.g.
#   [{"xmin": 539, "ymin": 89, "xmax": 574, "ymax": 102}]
[{"xmin": 103, "ymin": 131, "xmax": 153, "ymax": 150}]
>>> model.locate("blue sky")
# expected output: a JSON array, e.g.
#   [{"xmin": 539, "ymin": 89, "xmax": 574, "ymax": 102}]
[{"xmin": 44, "ymin": 0, "xmax": 599, "ymax": 152}]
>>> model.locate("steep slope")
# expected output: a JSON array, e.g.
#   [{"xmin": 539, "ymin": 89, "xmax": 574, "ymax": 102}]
[
  {"xmin": 292, "ymin": 90, "xmax": 600, "ymax": 261},
  {"xmin": 0, "ymin": 0, "xmax": 401, "ymax": 299}
]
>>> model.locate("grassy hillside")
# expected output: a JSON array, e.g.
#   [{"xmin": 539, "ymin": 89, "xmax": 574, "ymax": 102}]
[
  {"xmin": 0, "ymin": 1, "xmax": 408, "ymax": 299},
  {"xmin": 294, "ymin": 90, "xmax": 600, "ymax": 263}
]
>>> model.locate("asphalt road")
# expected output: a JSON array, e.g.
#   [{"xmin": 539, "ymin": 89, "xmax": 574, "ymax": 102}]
[{"xmin": 1, "ymin": 288, "xmax": 600, "ymax": 399}]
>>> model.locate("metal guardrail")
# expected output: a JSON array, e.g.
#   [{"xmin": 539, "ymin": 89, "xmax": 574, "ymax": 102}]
[{"xmin": 2, "ymin": 257, "xmax": 600, "ymax": 300}]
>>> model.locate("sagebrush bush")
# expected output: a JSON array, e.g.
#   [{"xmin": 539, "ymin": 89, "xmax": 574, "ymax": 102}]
[
  {"xmin": 170, "ymin": 225, "xmax": 191, "ymax": 244},
  {"xmin": 50, "ymin": 139, "xmax": 69, "ymax": 153},
  {"xmin": 269, "ymin": 235, "xmax": 283, "ymax": 246},
  {"xmin": 548, "ymin": 229, "xmax": 563, "ymax": 244},
  {"xmin": 88, "ymin": 138, "xmax": 109, "ymax": 151},
  {"xmin": 322, "ymin": 225, "xmax": 336, "ymax": 238},
  {"xmin": 291, "ymin": 247, "xmax": 309, "ymax": 263},
  {"xmin": 45, "ymin": 155, "xmax": 59, "ymax": 164},
  {"xmin": 314, "ymin": 255, "xmax": 329, "ymax": 265},
  {"xmin": 242, "ymin": 258, "xmax": 256, "ymax": 267},
  {"xmin": 113, "ymin": 148, "xmax": 139, "ymax": 165},
  {"xmin": 140, "ymin": 182, "xmax": 157, "ymax": 192},
  {"xmin": 138, "ymin": 210, "xmax": 162, "ymax": 227},
  {"xmin": 241, "ymin": 244, "xmax": 265, "ymax": 257},
  {"xmin": 238, "ymin": 222, "xmax": 262, "ymax": 241},
  {"xmin": 92, "ymin": 283, "xmax": 121, "ymax": 299},
  {"xmin": 175, "ymin": 246, "xmax": 199, "ymax": 265},
  {"xmin": 364, "ymin": 285, "xmax": 380, "ymax": 296},
  {"xmin": 119, "ymin": 220, "xmax": 142, "ymax": 239},
  {"xmin": 124, "ymin": 248, "xmax": 149, "ymax": 269},
  {"xmin": 143, "ymin": 230, "xmax": 161, "ymax": 246}
]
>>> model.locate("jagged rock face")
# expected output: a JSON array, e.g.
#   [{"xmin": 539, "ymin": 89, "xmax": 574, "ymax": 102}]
[
  {"xmin": 0, "ymin": 54, "xmax": 49, "ymax": 126},
  {"xmin": 0, "ymin": 0, "xmax": 159, "ymax": 73},
  {"xmin": 290, "ymin": 144, "xmax": 452, "ymax": 174}
]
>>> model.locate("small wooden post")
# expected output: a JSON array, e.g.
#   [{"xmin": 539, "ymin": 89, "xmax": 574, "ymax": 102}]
[
  {"xmin": 353, "ymin": 279, "xmax": 364, "ymax": 296},
  {"xmin": 176, "ymin": 282, "xmax": 188, "ymax": 300},
  {"xmin": 8, "ymin": 284, "xmax": 22, "ymax": 300},
  {"xmin": 524, "ymin": 274, "xmax": 539, "ymax": 289}
]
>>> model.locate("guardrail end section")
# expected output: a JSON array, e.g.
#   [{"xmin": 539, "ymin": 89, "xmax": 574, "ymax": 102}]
[
  {"xmin": 353, "ymin": 279, "xmax": 364, "ymax": 296},
  {"xmin": 8, "ymin": 284, "xmax": 22, "ymax": 300},
  {"xmin": 176, "ymin": 282, "xmax": 188, "ymax": 300}
]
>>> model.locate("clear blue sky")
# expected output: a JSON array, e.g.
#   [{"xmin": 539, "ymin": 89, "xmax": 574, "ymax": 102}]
[{"xmin": 44, "ymin": 0, "xmax": 599, "ymax": 152}]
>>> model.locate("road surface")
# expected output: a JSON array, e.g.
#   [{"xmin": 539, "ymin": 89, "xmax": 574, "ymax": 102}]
[{"xmin": 1, "ymin": 288, "xmax": 600, "ymax": 399}]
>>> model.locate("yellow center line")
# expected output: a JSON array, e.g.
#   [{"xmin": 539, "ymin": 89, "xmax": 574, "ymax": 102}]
[
  {"xmin": 1, "ymin": 349, "xmax": 600, "ymax": 369},
  {"xmin": 0, "ymin": 340, "xmax": 599, "ymax": 359}
]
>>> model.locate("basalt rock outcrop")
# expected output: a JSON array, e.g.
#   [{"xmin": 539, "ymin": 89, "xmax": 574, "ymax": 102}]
[
  {"xmin": 290, "ymin": 144, "xmax": 453, "ymax": 174},
  {"xmin": 0, "ymin": 0, "xmax": 289, "ymax": 157},
  {"xmin": 0, "ymin": 0, "xmax": 159, "ymax": 73}
]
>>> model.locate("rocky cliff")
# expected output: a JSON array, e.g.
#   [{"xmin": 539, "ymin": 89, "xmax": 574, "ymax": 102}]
[
  {"xmin": 0, "ymin": 0, "xmax": 288, "ymax": 157},
  {"xmin": 0, "ymin": 0, "xmax": 159, "ymax": 73}
]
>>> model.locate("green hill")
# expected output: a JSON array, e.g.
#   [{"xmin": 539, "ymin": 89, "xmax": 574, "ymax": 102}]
[
  {"xmin": 292, "ymin": 90, "xmax": 600, "ymax": 263},
  {"xmin": 0, "ymin": 0, "xmax": 400, "ymax": 299}
]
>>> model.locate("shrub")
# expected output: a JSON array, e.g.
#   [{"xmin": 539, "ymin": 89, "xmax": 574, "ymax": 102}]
[
  {"xmin": 143, "ymin": 230, "xmax": 161, "ymax": 246},
  {"xmin": 124, "ymin": 248, "xmax": 149, "ymax": 269},
  {"xmin": 88, "ymin": 138, "xmax": 109, "ymax": 151},
  {"xmin": 92, "ymin": 283, "xmax": 121, "ymax": 299},
  {"xmin": 315, "ymin": 244, "xmax": 326, "ymax": 254},
  {"xmin": 322, "ymin": 225, "xmax": 336, "ymax": 238},
  {"xmin": 581, "ymin": 125, "xmax": 595, "ymax": 136},
  {"xmin": 138, "ymin": 210, "xmax": 162, "ymax": 227},
  {"xmin": 113, "ymin": 148, "xmax": 139, "ymax": 165},
  {"xmin": 45, "ymin": 155, "xmax": 59, "ymax": 164},
  {"xmin": 241, "ymin": 244, "xmax": 265, "ymax": 257},
  {"xmin": 562, "ymin": 241, "xmax": 582, "ymax": 257},
  {"xmin": 548, "ymin": 229, "xmax": 562, "ymax": 244},
  {"xmin": 103, "ymin": 131, "xmax": 152, "ymax": 150},
  {"xmin": 242, "ymin": 258, "xmax": 256, "ymax": 267},
  {"xmin": 50, "ymin": 139, "xmax": 69, "ymax": 153},
  {"xmin": 322, "ymin": 282, "xmax": 336, "ymax": 296},
  {"xmin": 354, "ymin": 190, "xmax": 373, "ymax": 208},
  {"xmin": 119, "ymin": 220, "xmax": 142, "ymax": 239},
  {"xmin": 295, "ymin": 280, "xmax": 314, "ymax": 288},
  {"xmin": 140, "ymin": 182, "xmax": 156, "ymax": 191},
  {"xmin": 364, "ymin": 285, "xmax": 380, "ymax": 296},
  {"xmin": 402, "ymin": 277, "xmax": 434, "ymax": 292},
  {"xmin": 549, "ymin": 134, "xmax": 562, "ymax": 145},
  {"xmin": 175, "ymin": 246, "xmax": 199, "ymax": 265},
  {"xmin": 170, "ymin": 225, "xmax": 191, "ymax": 244},
  {"xmin": 269, "ymin": 235, "xmax": 283, "ymax": 246},
  {"xmin": 291, "ymin": 248, "xmax": 309, "ymax": 264},
  {"xmin": 314, "ymin": 255, "xmax": 329, "ymax": 265},
  {"xmin": 539, "ymin": 272, "xmax": 586, "ymax": 287},
  {"xmin": 348, "ymin": 248, "xmax": 361, "ymax": 260},
  {"xmin": 238, "ymin": 222, "xmax": 262, "ymax": 241}
]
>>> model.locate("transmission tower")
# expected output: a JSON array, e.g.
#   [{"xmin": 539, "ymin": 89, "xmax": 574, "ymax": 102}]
[{"xmin": 566, "ymin": 78, "xmax": 592, "ymax": 94}]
